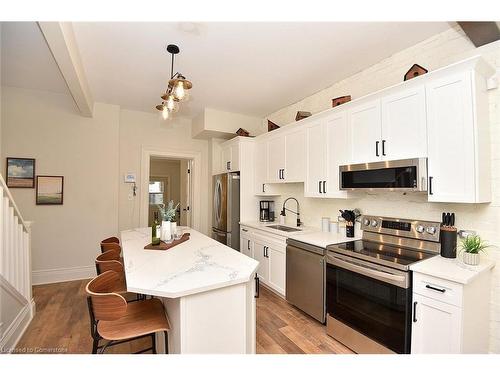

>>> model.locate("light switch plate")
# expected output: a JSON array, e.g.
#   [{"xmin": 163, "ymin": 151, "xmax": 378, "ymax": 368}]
[{"xmin": 124, "ymin": 173, "xmax": 136, "ymax": 183}]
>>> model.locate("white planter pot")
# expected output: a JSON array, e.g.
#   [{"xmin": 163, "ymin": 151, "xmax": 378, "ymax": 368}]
[{"xmin": 463, "ymin": 252, "xmax": 480, "ymax": 266}]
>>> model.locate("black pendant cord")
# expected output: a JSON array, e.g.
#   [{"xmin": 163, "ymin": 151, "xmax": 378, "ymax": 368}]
[{"xmin": 170, "ymin": 52, "xmax": 174, "ymax": 79}]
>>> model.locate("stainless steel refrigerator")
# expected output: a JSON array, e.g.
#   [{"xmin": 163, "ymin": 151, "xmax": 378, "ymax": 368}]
[{"xmin": 212, "ymin": 172, "xmax": 240, "ymax": 251}]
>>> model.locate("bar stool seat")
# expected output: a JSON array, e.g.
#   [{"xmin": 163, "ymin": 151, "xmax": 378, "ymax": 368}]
[{"xmin": 98, "ymin": 298, "xmax": 170, "ymax": 341}]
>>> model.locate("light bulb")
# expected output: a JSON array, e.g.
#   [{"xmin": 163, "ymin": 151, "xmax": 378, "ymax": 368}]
[
  {"xmin": 161, "ymin": 106, "xmax": 169, "ymax": 120},
  {"xmin": 174, "ymin": 81, "xmax": 185, "ymax": 100},
  {"xmin": 166, "ymin": 95, "xmax": 176, "ymax": 111}
]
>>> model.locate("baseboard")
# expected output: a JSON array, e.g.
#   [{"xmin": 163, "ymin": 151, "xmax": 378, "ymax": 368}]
[
  {"xmin": 32, "ymin": 265, "xmax": 96, "ymax": 285},
  {"xmin": 0, "ymin": 298, "xmax": 35, "ymax": 353}
]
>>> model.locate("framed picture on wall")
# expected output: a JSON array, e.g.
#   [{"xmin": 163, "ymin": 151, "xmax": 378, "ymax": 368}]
[
  {"xmin": 6, "ymin": 157, "xmax": 36, "ymax": 188},
  {"xmin": 36, "ymin": 176, "xmax": 64, "ymax": 205}
]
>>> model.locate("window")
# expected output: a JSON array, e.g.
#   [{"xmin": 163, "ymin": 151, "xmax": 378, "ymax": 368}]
[{"xmin": 149, "ymin": 181, "xmax": 164, "ymax": 205}]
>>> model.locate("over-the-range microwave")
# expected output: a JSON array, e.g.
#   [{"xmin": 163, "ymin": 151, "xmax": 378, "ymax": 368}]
[{"xmin": 339, "ymin": 158, "xmax": 428, "ymax": 192}]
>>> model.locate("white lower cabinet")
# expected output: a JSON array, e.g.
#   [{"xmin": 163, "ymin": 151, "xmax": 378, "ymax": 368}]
[
  {"xmin": 240, "ymin": 226, "xmax": 286, "ymax": 296},
  {"xmin": 411, "ymin": 293, "xmax": 462, "ymax": 354}
]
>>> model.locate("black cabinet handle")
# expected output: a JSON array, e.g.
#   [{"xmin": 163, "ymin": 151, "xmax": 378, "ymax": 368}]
[
  {"xmin": 413, "ymin": 301, "xmax": 417, "ymax": 322},
  {"xmin": 425, "ymin": 284, "xmax": 446, "ymax": 293},
  {"xmin": 242, "ymin": 228, "xmax": 248, "ymax": 232},
  {"xmin": 262, "ymin": 183, "xmax": 265, "ymax": 193},
  {"xmin": 226, "ymin": 161, "xmax": 230, "ymax": 170},
  {"xmin": 247, "ymin": 239, "xmax": 250, "ymax": 250},
  {"xmin": 323, "ymin": 181, "xmax": 326, "ymax": 194},
  {"xmin": 429, "ymin": 176, "xmax": 433, "ymax": 195},
  {"xmin": 255, "ymin": 275, "xmax": 260, "ymax": 298},
  {"xmin": 376, "ymin": 141, "xmax": 380, "ymax": 157},
  {"xmin": 319, "ymin": 181, "xmax": 322, "ymax": 194},
  {"xmin": 282, "ymin": 169, "xmax": 285, "ymax": 180},
  {"xmin": 382, "ymin": 140, "xmax": 386, "ymax": 156}
]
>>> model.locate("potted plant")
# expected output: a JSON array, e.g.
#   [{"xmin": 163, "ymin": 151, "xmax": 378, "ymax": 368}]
[
  {"xmin": 158, "ymin": 200, "xmax": 180, "ymax": 241},
  {"xmin": 460, "ymin": 235, "xmax": 488, "ymax": 266}
]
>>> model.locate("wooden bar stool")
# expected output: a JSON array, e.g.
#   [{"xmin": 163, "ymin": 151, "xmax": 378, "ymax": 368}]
[
  {"xmin": 100, "ymin": 242, "xmax": 121, "ymax": 254},
  {"xmin": 86, "ymin": 270, "xmax": 170, "ymax": 354},
  {"xmin": 95, "ymin": 250, "xmax": 143, "ymax": 302}
]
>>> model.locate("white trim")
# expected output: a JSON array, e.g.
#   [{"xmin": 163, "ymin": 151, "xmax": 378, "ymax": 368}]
[
  {"xmin": 140, "ymin": 147, "xmax": 201, "ymax": 232},
  {"xmin": 0, "ymin": 275, "xmax": 27, "ymax": 305},
  {"xmin": 0, "ymin": 298, "xmax": 35, "ymax": 353},
  {"xmin": 32, "ymin": 265, "xmax": 95, "ymax": 285}
]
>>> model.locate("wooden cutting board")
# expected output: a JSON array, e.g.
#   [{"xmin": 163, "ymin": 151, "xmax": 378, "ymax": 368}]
[{"xmin": 144, "ymin": 233, "xmax": 190, "ymax": 251}]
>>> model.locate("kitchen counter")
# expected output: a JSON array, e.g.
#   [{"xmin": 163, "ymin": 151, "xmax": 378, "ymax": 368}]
[
  {"xmin": 240, "ymin": 221, "xmax": 362, "ymax": 248},
  {"xmin": 121, "ymin": 227, "xmax": 258, "ymax": 353},
  {"xmin": 409, "ymin": 255, "xmax": 495, "ymax": 284}
]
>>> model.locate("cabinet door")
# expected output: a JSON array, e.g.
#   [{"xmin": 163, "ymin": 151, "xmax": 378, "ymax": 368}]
[
  {"xmin": 267, "ymin": 136, "xmax": 285, "ymax": 183},
  {"xmin": 240, "ymin": 233, "xmax": 253, "ymax": 258},
  {"xmin": 254, "ymin": 140, "xmax": 268, "ymax": 194},
  {"xmin": 284, "ymin": 129, "xmax": 305, "ymax": 182},
  {"xmin": 347, "ymin": 99, "xmax": 382, "ymax": 163},
  {"xmin": 411, "ymin": 293, "xmax": 462, "ymax": 354},
  {"xmin": 230, "ymin": 143, "xmax": 240, "ymax": 171},
  {"xmin": 253, "ymin": 240, "xmax": 268, "ymax": 283},
  {"xmin": 305, "ymin": 121, "xmax": 326, "ymax": 197},
  {"xmin": 381, "ymin": 85, "xmax": 427, "ymax": 159},
  {"xmin": 221, "ymin": 145, "xmax": 232, "ymax": 172},
  {"xmin": 426, "ymin": 72, "xmax": 475, "ymax": 203},
  {"xmin": 325, "ymin": 111, "xmax": 349, "ymax": 198},
  {"xmin": 267, "ymin": 245, "xmax": 286, "ymax": 295}
]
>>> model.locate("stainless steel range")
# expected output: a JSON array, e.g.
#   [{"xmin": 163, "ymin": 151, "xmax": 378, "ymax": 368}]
[{"xmin": 325, "ymin": 215, "xmax": 441, "ymax": 354}]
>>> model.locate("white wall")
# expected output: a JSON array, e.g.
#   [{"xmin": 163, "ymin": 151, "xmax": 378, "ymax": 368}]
[
  {"xmin": 118, "ymin": 108, "xmax": 210, "ymax": 234},
  {"xmin": 265, "ymin": 25, "xmax": 500, "ymax": 353},
  {"xmin": 1, "ymin": 86, "xmax": 120, "ymax": 284}
]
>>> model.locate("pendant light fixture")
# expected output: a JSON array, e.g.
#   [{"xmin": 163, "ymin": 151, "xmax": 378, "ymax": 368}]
[{"xmin": 156, "ymin": 44, "xmax": 193, "ymax": 119}]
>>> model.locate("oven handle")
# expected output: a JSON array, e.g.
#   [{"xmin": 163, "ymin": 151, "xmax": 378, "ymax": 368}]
[{"xmin": 326, "ymin": 254, "xmax": 409, "ymax": 289}]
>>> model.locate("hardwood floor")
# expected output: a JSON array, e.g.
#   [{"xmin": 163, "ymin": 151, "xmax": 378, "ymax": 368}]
[{"xmin": 15, "ymin": 280, "xmax": 353, "ymax": 354}]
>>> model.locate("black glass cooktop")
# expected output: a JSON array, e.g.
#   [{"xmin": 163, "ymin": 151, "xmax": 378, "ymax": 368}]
[{"xmin": 327, "ymin": 240, "xmax": 437, "ymax": 271}]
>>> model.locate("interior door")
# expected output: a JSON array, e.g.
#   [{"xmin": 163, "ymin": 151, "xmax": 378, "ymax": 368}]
[
  {"xmin": 348, "ymin": 99, "xmax": 382, "ymax": 163},
  {"xmin": 381, "ymin": 85, "xmax": 427, "ymax": 160},
  {"xmin": 325, "ymin": 111, "xmax": 349, "ymax": 198},
  {"xmin": 180, "ymin": 159, "xmax": 191, "ymax": 226},
  {"xmin": 267, "ymin": 136, "xmax": 285, "ymax": 183},
  {"xmin": 426, "ymin": 72, "xmax": 475, "ymax": 203},
  {"xmin": 305, "ymin": 121, "xmax": 326, "ymax": 197}
]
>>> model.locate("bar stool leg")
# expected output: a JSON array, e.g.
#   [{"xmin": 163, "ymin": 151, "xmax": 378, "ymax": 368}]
[
  {"xmin": 151, "ymin": 333, "xmax": 157, "ymax": 354},
  {"xmin": 92, "ymin": 338, "xmax": 99, "ymax": 354},
  {"xmin": 164, "ymin": 331, "xmax": 169, "ymax": 354}
]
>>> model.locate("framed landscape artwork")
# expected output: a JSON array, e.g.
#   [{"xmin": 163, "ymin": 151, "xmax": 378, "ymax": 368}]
[
  {"xmin": 36, "ymin": 176, "xmax": 64, "ymax": 205},
  {"xmin": 6, "ymin": 158, "xmax": 36, "ymax": 188}
]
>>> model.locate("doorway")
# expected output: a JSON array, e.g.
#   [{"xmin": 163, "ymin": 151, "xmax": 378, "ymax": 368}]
[{"xmin": 147, "ymin": 157, "xmax": 192, "ymax": 227}]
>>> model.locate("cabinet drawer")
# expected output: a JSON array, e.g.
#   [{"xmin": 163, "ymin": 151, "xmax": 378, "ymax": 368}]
[{"xmin": 413, "ymin": 272, "xmax": 463, "ymax": 307}]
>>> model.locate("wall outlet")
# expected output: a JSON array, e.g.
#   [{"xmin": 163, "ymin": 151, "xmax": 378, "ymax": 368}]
[{"xmin": 124, "ymin": 173, "xmax": 136, "ymax": 183}]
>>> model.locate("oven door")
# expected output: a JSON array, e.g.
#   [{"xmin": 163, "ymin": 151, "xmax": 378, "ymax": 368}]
[{"xmin": 326, "ymin": 253, "xmax": 412, "ymax": 353}]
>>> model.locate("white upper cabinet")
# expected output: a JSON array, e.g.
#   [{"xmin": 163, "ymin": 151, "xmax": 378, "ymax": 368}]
[
  {"xmin": 283, "ymin": 129, "xmax": 305, "ymax": 182},
  {"xmin": 381, "ymin": 85, "xmax": 427, "ymax": 159},
  {"xmin": 348, "ymin": 99, "xmax": 382, "ymax": 163},
  {"xmin": 254, "ymin": 140, "xmax": 268, "ymax": 194},
  {"xmin": 426, "ymin": 70, "xmax": 491, "ymax": 203},
  {"xmin": 221, "ymin": 142, "xmax": 240, "ymax": 172},
  {"xmin": 267, "ymin": 136, "xmax": 286, "ymax": 183},
  {"xmin": 305, "ymin": 120, "xmax": 326, "ymax": 197}
]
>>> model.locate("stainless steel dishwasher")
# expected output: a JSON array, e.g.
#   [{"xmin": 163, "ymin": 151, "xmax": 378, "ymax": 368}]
[{"xmin": 285, "ymin": 238, "xmax": 326, "ymax": 323}]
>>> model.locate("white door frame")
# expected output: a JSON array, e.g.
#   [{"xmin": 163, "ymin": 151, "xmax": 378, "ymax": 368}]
[{"xmin": 140, "ymin": 147, "xmax": 201, "ymax": 231}]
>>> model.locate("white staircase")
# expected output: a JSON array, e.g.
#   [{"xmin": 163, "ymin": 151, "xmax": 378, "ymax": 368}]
[{"xmin": 0, "ymin": 174, "xmax": 34, "ymax": 353}]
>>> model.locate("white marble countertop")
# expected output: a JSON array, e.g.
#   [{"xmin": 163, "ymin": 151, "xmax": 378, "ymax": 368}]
[
  {"xmin": 121, "ymin": 227, "xmax": 259, "ymax": 298},
  {"xmin": 410, "ymin": 255, "xmax": 495, "ymax": 284},
  {"xmin": 240, "ymin": 221, "xmax": 362, "ymax": 248}
]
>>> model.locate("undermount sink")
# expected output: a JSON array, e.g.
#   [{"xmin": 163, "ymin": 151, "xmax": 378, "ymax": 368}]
[{"xmin": 266, "ymin": 225, "xmax": 302, "ymax": 232}]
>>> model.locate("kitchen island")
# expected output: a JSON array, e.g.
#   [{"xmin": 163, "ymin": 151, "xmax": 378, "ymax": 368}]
[{"xmin": 121, "ymin": 227, "xmax": 259, "ymax": 354}]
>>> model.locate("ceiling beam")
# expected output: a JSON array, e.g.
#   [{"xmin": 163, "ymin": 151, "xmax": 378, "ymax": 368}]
[
  {"xmin": 38, "ymin": 22, "xmax": 94, "ymax": 117},
  {"xmin": 458, "ymin": 22, "xmax": 500, "ymax": 48}
]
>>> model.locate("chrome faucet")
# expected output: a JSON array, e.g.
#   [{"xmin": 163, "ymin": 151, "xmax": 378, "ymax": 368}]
[{"xmin": 280, "ymin": 197, "xmax": 302, "ymax": 227}]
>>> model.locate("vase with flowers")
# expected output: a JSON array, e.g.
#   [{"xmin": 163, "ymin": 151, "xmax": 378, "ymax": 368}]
[{"xmin": 157, "ymin": 200, "xmax": 179, "ymax": 242}]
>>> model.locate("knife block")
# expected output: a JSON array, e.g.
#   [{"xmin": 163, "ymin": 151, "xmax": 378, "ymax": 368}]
[
  {"xmin": 440, "ymin": 227, "xmax": 457, "ymax": 258},
  {"xmin": 346, "ymin": 222, "xmax": 355, "ymax": 238}
]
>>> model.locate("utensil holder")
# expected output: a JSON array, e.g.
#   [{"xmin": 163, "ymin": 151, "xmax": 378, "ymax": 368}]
[{"xmin": 440, "ymin": 227, "xmax": 457, "ymax": 258}]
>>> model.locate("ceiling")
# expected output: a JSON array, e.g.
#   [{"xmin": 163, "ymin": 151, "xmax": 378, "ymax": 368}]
[
  {"xmin": 1, "ymin": 22, "xmax": 69, "ymax": 95},
  {"xmin": 2, "ymin": 22, "xmax": 451, "ymax": 118}
]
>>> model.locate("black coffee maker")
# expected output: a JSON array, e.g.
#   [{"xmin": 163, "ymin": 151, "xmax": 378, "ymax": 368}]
[{"xmin": 260, "ymin": 201, "xmax": 275, "ymax": 222}]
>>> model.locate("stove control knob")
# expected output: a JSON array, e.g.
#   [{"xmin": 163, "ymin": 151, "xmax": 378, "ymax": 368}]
[
  {"xmin": 426, "ymin": 226, "xmax": 436, "ymax": 235},
  {"xmin": 370, "ymin": 219, "xmax": 378, "ymax": 227},
  {"xmin": 416, "ymin": 225, "xmax": 425, "ymax": 233},
  {"xmin": 363, "ymin": 218, "xmax": 370, "ymax": 226}
]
